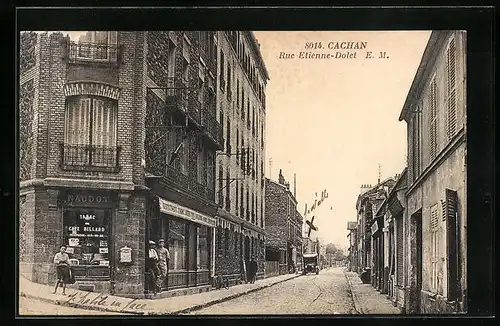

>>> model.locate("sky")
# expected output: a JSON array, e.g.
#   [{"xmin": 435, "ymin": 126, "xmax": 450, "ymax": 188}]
[
  {"xmin": 253, "ymin": 31, "xmax": 431, "ymax": 250},
  {"xmin": 55, "ymin": 30, "xmax": 431, "ymax": 250}
]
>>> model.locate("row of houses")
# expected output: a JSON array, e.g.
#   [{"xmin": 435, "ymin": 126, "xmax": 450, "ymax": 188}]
[
  {"xmin": 18, "ymin": 30, "xmax": 290, "ymax": 298},
  {"xmin": 347, "ymin": 30, "xmax": 467, "ymax": 314}
]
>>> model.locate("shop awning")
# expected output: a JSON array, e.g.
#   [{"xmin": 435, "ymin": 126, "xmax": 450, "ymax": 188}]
[{"xmin": 159, "ymin": 197, "xmax": 216, "ymax": 228}]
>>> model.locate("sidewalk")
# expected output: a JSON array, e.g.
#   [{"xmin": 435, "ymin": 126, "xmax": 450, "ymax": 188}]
[
  {"xmin": 19, "ymin": 273, "xmax": 301, "ymax": 315},
  {"xmin": 344, "ymin": 271, "xmax": 401, "ymax": 314}
]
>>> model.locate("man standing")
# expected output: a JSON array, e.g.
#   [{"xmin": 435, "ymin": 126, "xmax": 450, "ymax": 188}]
[
  {"xmin": 53, "ymin": 245, "xmax": 70, "ymax": 295},
  {"xmin": 156, "ymin": 238, "xmax": 170, "ymax": 290},
  {"xmin": 146, "ymin": 240, "xmax": 160, "ymax": 295},
  {"xmin": 250, "ymin": 256, "xmax": 258, "ymax": 284}
]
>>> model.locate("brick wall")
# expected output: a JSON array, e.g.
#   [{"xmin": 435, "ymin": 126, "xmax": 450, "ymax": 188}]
[
  {"xmin": 264, "ymin": 180, "xmax": 289, "ymax": 249},
  {"xmin": 19, "ymin": 79, "xmax": 34, "ymax": 181}
]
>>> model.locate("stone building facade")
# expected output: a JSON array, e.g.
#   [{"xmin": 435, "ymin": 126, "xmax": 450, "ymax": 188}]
[
  {"xmin": 19, "ymin": 31, "xmax": 148, "ymax": 295},
  {"xmin": 399, "ymin": 30, "xmax": 467, "ymax": 314},
  {"xmin": 264, "ymin": 170, "xmax": 303, "ymax": 275},
  {"xmin": 214, "ymin": 31, "xmax": 268, "ymax": 284},
  {"xmin": 19, "ymin": 30, "xmax": 251, "ymax": 297},
  {"xmin": 346, "ymin": 221, "xmax": 357, "ymax": 272}
]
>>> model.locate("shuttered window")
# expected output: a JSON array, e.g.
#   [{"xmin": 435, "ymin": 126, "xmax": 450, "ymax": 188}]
[
  {"xmin": 444, "ymin": 189, "xmax": 461, "ymax": 301},
  {"xmin": 429, "ymin": 77, "xmax": 438, "ymax": 161},
  {"xmin": 430, "ymin": 204, "xmax": 439, "ymax": 291},
  {"xmin": 396, "ymin": 218, "xmax": 404, "ymax": 286},
  {"xmin": 235, "ymin": 180, "xmax": 239, "ymax": 216},
  {"xmin": 446, "ymin": 36, "xmax": 458, "ymax": 140}
]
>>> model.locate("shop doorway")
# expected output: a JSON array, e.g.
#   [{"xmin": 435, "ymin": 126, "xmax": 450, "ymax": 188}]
[{"xmin": 410, "ymin": 209, "xmax": 423, "ymax": 313}]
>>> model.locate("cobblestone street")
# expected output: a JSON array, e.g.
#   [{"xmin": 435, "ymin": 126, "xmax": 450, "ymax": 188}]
[{"xmin": 187, "ymin": 267, "xmax": 355, "ymax": 315}]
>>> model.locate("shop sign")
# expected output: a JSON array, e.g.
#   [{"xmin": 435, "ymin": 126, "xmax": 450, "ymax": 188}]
[
  {"xmin": 159, "ymin": 198, "xmax": 216, "ymax": 227},
  {"xmin": 371, "ymin": 221, "xmax": 379, "ymax": 234},
  {"xmin": 119, "ymin": 246, "xmax": 132, "ymax": 263},
  {"xmin": 65, "ymin": 192, "xmax": 113, "ymax": 206}
]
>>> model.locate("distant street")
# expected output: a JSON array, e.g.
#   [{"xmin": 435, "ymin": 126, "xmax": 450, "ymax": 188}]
[{"xmin": 186, "ymin": 267, "xmax": 356, "ymax": 315}]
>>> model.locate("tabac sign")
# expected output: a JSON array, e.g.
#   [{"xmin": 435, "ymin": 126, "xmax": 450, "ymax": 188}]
[{"xmin": 159, "ymin": 198, "xmax": 216, "ymax": 228}]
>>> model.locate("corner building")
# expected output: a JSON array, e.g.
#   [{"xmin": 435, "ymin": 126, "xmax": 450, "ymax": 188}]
[
  {"xmin": 214, "ymin": 32, "xmax": 269, "ymax": 283},
  {"xmin": 19, "ymin": 31, "xmax": 148, "ymax": 295},
  {"xmin": 19, "ymin": 31, "xmax": 224, "ymax": 297}
]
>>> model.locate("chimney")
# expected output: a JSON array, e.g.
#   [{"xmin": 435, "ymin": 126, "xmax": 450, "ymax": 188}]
[
  {"xmin": 278, "ymin": 169, "xmax": 284, "ymax": 185},
  {"xmin": 293, "ymin": 173, "xmax": 297, "ymax": 198}
]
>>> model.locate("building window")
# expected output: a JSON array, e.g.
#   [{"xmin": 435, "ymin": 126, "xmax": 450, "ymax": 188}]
[
  {"xmin": 63, "ymin": 96, "xmax": 119, "ymax": 170},
  {"xmin": 226, "ymin": 119, "xmax": 231, "ymax": 153},
  {"xmin": 169, "ymin": 218, "xmax": 187, "ymax": 271},
  {"xmin": 429, "ymin": 76, "xmax": 438, "ymax": 161},
  {"xmin": 197, "ymin": 142, "xmax": 206, "ymax": 185},
  {"xmin": 227, "ymin": 63, "xmax": 232, "ymax": 100},
  {"xmin": 218, "ymin": 165, "xmax": 224, "ymax": 207},
  {"xmin": 240, "ymin": 183, "xmax": 244, "ymax": 218},
  {"xmin": 63, "ymin": 209, "xmax": 111, "ymax": 277},
  {"xmin": 412, "ymin": 105, "xmax": 422, "ymax": 180},
  {"xmin": 235, "ymin": 180, "xmax": 239, "ymax": 216},
  {"xmin": 225, "ymin": 168, "xmax": 231, "ymax": 212},
  {"xmin": 430, "ymin": 204, "xmax": 439, "ymax": 292},
  {"xmin": 219, "ymin": 50, "xmax": 225, "ymax": 91},
  {"xmin": 446, "ymin": 36, "xmax": 458, "ymax": 140},
  {"xmin": 236, "ymin": 128, "xmax": 240, "ymax": 165},
  {"xmin": 198, "ymin": 225, "xmax": 210, "ymax": 270}
]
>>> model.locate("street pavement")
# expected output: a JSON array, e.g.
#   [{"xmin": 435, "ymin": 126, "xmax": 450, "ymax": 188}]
[
  {"xmin": 18, "ymin": 296, "xmax": 126, "ymax": 316},
  {"xmin": 186, "ymin": 267, "xmax": 356, "ymax": 315}
]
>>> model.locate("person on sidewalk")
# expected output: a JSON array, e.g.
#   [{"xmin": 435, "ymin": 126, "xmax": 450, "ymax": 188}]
[
  {"xmin": 250, "ymin": 256, "xmax": 258, "ymax": 284},
  {"xmin": 156, "ymin": 238, "xmax": 170, "ymax": 291},
  {"xmin": 52, "ymin": 245, "xmax": 71, "ymax": 295},
  {"xmin": 146, "ymin": 240, "xmax": 160, "ymax": 295}
]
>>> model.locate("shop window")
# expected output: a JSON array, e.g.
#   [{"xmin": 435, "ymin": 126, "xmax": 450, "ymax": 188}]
[
  {"xmin": 198, "ymin": 225, "xmax": 209, "ymax": 270},
  {"xmin": 168, "ymin": 218, "xmax": 187, "ymax": 271},
  {"xmin": 63, "ymin": 209, "xmax": 111, "ymax": 278}
]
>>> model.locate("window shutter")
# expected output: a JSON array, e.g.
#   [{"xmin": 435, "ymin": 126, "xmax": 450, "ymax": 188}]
[
  {"xmin": 446, "ymin": 37, "xmax": 457, "ymax": 140},
  {"xmin": 429, "ymin": 78, "xmax": 438, "ymax": 160},
  {"xmin": 445, "ymin": 189, "xmax": 460, "ymax": 301}
]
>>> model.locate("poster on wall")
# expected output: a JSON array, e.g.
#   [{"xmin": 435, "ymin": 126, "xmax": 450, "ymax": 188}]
[
  {"xmin": 99, "ymin": 247, "xmax": 109, "ymax": 254},
  {"xmin": 68, "ymin": 238, "xmax": 80, "ymax": 247}
]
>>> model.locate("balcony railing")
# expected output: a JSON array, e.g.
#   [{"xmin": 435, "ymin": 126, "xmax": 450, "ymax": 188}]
[
  {"xmin": 165, "ymin": 165, "xmax": 215, "ymax": 202},
  {"xmin": 165, "ymin": 77, "xmax": 189, "ymax": 114},
  {"xmin": 68, "ymin": 42, "xmax": 120, "ymax": 64},
  {"xmin": 59, "ymin": 143, "xmax": 121, "ymax": 173},
  {"xmin": 188, "ymin": 97, "xmax": 202, "ymax": 126},
  {"xmin": 201, "ymin": 112, "xmax": 223, "ymax": 149}
]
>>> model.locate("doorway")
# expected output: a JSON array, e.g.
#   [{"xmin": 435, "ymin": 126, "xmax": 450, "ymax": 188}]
[{"xmin": 410, "ymin": 209, "xmax": 423, "ymax": 313}]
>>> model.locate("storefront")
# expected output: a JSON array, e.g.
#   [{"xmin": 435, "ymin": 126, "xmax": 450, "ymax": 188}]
[
  {"xmin": 147, "ymin": 197, "xmax": 216, "ymax": 292},
  {"xmin": 371, "ymin": 218, "xmax": 384, "ymax": 291},
  {"xmin": 62, "ymin": 190, "xmax": 116, "ymax": 282}
]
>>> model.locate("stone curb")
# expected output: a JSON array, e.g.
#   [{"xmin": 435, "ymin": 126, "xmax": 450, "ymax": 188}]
[
  {"xmin": 343, "ymin": 270, "xmax": 364, "ymax": 314},
  {"xmin": 21, "ymin": 274, "xmax": 301, "ymax": 316},
  {"xmin": 149, "ymin": 274, "xmax": 302, "ymax": 315}
]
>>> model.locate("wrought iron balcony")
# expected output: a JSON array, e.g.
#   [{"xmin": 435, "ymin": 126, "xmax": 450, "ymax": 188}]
[
  {"xmin": 68, "ymin": 42, "xmax": 120, "ymax": 64},
  {"xmin": 201, "ymin": 112, "xmax": 223, "ymax": 149},
  {"xmin": 59, "ymin": 143, "xmax": 121, "ymax": 173},
  {"xmin": 165, "ymin": 165, "xmax": 215, "ymax": 202},
  {"xmin": 165, "ymin": 77, "xmax": 189, "ymax": 114},
  {"xmin": 188, "ymin": 97, "xmax": 202, "ymax": 126}
]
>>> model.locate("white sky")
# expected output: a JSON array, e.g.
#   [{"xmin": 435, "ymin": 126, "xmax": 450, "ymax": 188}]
[
  {"xmin": 51, "ymin": 30, "xmax": 431, "ymax": 250},
  {"xmin": 254, "ymin": 31, "xmax": 431, "ymax": 250}
]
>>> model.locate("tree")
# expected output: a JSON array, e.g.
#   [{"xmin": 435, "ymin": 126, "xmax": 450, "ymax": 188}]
[{"xmin": 325, "ymin": 243, "xmax": 347, "ymax": 263}]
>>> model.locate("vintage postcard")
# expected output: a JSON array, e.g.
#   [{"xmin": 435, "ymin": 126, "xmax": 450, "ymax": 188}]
[{"xmin": 16, "ymin": 8, "xmax": 490, "ymax": 316}]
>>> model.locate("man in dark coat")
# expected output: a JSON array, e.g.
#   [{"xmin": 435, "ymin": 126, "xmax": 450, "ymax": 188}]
[{"xmin": 250, "ymin": 256, "xmax": 258, "ymax": 284}]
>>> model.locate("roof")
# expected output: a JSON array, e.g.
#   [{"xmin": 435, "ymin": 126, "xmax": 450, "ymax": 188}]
[
  {"xmin": 398, "ymin": 31, "xmax": 449, "ymax": 122},
  {"xmin": 265, "ymin": 177, "xmax": 298, "ymax": 204},
  {"xmin": 247, "ymin": 32, "xmax": 270, "ymax": 81}
]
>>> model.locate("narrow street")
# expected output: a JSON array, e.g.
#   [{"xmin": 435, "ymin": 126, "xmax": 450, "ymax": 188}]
[{"xmin": 187, "ymin": 267, "xmax": 356, "ymax": 315}]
